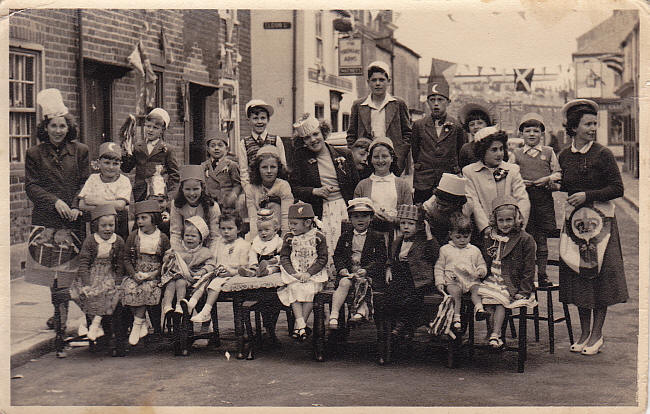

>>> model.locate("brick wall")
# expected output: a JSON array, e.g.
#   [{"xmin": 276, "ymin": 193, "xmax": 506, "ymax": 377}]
[{"xmin": 9, "ymin": 9, "xmax": 252, "ymax": 245}]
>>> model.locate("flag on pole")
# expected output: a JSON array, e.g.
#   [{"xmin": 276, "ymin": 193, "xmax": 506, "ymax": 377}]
[
  {"xmin": 127, "ymin": 43, "xmax": 145, "ymax": 77},
  {"xmin": 514, "ymin": 68, "xmax": 534, "ymax": 92},
  {"xmin": 599, "ymin": 54, "xmax": 624, "ymax": 75},
  {"xmin": 128, "ymin": 40, "xmax": 158, "ymax": 114}
]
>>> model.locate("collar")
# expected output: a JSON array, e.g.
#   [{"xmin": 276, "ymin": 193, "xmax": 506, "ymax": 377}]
[
  {"xmin": 353, "ymin": 229, "xmax": 368, "ymax": 237},
  {"xmin": 523, "ymin": 143, "xmax": 543, "ymax": 153},
  {"xmin": 361, "ymin": 93, "xmax": 396, "ymax": 111},
  {"xmin": 431, "ymin": 113, "xmax": 448, "ymax": 125},
  {"xmin": 473, "ymin": 161, "xmax": 508, "ymax": 172},
  {"xmin": 138, "ymin": 228, "xmax": 160, "ymax": 239},
  {"xmin": 182, "ymin": 240, "xmax": 203, "ymax": 253},
  {"xmin": 252, "ymin": 130, "xmax": 269, "ymax": 142},
  {"xmin": 46, "ymin": 141, "xmax": 72, "ymax": 156},
  {"xmin": 94, "ymin": 233, "xmax": 117, "ymax": 245},
  {"xmin": 147, "ymin": 138, "xmax": 161, "ymax": 148},
  {"xmin": 369, "ymin": 173, "xmax": 395, "ymax": 183},
  {"xmin": 448, "ymin": 241, "xmax": 469, "ymax": 249},
  {"xmin": 571, "ymin": 140, "xmax": 594, "ymax": 154}
]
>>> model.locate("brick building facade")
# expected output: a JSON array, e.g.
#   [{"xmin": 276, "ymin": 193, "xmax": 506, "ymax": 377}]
[{"xmin": 9, "ymin": 9, "xmax": 251, "ymax": 245}]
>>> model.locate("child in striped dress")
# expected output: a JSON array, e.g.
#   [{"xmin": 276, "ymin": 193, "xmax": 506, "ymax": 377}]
[{"xmin": 477, "ymin": 196, "xmax": 537, "ymax": 348}]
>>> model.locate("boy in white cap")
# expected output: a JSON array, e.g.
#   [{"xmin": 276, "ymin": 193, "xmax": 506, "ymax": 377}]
[
  {"xmin": 346, "ymin": 61, "xmax": 412, "ymax": 176},
  {"xmin": 239, "ymin": 99, "xmax": 287, "ymax": 190},
  {"xmin": 510, "ymin": 113, "xmax": 561, "ymax": 287},
  {"xmin": 121, "ymin": 107, "xmax": 179, "ymax": 202},
  {"xmin": 411, "ymin": 75, "xmax": 465, "ymax": 203}
]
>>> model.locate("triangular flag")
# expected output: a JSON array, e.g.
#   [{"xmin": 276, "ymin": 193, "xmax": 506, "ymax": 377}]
[
  {"xmin": 128, "ymin": 43, "xmax": 145, "ymax": 77},
  {"xmin": 161, "ymin": 28, "xmax": 175, "ymax": 64}
]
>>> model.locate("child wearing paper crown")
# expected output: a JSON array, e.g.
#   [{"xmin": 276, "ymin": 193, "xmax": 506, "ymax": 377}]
[
  {"xmin": 384, "ymin": 204, "xmax": 439, "ymax": 339},
  {"xmin": 121, "ymin": 108, "xmax": 179, "ymax": 202},
  {"xmin": 201, "ymin": 132, "xmax": 243, "ymax": 211},
  {"xmin": 422, "ymin": 173, "xmax": 473, "ymax": 246},
  {"xmin": 78, "ymin": 142, "xmax": 132, "ymax": 241},
  {"xmin": 510, "ymin": 113, "xmax": 561, "ymax": 287},
  {"xmin": 277, "ymin": 202, "xmax": 329, "ymax": 341},
  {"xmin": 330, "ymin": 197, "xmax": 387, "ymax": 328},
  {"xmin": 122, "ymin": 200, "xmax": 170, "ymax": 346},
  {"xmin": 160, "ymin": 215, "xmax": 217, "ymax": 316},
  {"xmin": 477, "ymin": 196, "xmax": 537, "ymax": 349},
  {"xmin": 69, "ymin": 204, "xmax": 126, "ymax": 354}
]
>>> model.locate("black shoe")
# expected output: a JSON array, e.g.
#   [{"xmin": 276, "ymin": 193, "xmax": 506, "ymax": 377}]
[
  {"xmin": 475, "ymin": 308, "xmax": 489, "ymax": 321},
  {"xmin": 46, "ymin": 316, "xmax": 55, "ymax": 330},
  {"xmin": 538, "ymin": 277, "xmax": 551, "ymax": 288},
  {"xmin": 391, "ymin": 321, "xmax": 406, "ymax": 338}
]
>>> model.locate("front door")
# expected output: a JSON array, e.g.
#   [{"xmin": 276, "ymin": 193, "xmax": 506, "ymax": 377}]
[{"xmin": 84, "ymin": 64, "xmax": 112, "ymax": 161}]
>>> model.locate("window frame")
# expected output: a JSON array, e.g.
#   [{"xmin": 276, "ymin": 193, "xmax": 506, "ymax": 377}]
[{"xmin": 9, "ymin": 43, "xmax": 42, "ymax": 169}]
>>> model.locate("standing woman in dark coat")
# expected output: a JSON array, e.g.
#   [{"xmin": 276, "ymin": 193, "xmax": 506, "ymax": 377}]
[
  {"xmin": 558, "ymin": 99, "xmax": 628, "ymax": 356},
  {"xmin": 290, "ymin": 115, "xmax": 360, "ymax": 271},
  {"xmin": 25, "ymin": 89, "xmax": 90, "ymax": 356}
]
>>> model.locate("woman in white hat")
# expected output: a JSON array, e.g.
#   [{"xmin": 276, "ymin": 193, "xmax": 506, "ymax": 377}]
[
  {"xmin": 290, "ymin": 114, "xmax": 359, "ymax": 265},
  {"xmin": 25, "ymin": 89, "xmax": 90, "ymax": 351},
  {"xmin": 557, "ymin": 99, "xmax": 628, "ymax": 355}
]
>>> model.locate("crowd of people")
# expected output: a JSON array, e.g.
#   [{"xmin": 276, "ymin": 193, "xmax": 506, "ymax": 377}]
[{"xmin": 25, "ymin": 60, "xmax": 628, "ymax": 363}]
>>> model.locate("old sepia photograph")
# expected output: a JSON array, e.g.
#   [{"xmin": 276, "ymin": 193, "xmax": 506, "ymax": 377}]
[{"xmin": 5, "ymin": 0, "xmax": 646, "ymax": 410}]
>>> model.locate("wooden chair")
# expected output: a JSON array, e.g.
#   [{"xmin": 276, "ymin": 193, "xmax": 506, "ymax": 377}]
[
  {"xmin": 509, "ymin": 229, "xmax": 574, "ymax": 353},
  {"xmin": 467, "ymin": 305, "xmax": 529, "ymax": 373}
]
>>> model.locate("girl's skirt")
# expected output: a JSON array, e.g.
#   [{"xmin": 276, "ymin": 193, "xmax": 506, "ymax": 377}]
[
  {"xmin": 477, "ymin": 275, "xmax": 537, "ymax": 309},
  {"xmin": 70, "ymin": 257, "xmax": 121, "ymax": 316},
  {"xmin": 320, "ymin": 198, "xmax": 348, "ymax": 273},
  {"xmin": 277, "ymin": 280, "xmax": 324, "ymax": 306},
  {"xmin": 121, "ymin": 254, "xmax": 162, "ymax": 306}
]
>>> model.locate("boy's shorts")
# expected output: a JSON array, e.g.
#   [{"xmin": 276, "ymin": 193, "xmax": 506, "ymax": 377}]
[{"xmin": 443, "ymin": 271, "xmax": 479, "ymax": 293}]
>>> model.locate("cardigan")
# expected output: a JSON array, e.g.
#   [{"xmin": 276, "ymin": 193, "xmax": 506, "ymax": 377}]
[
  {"xmin": 353, "ymin": 175, "xmax": 413, "ymax": 212},
  {"xmin": 482, "ymin": 230, "xmax": 536, "ymax": 298},
  {"xmin": 121, "ymin": 140, "xmax": 179, "ymax": 202},
  {"xmin": 25, "ymin": 141, "xmax": 90, "ymax": 229},
  {"xmin": 246, "ymin": 178, "xmax": 294, "ymax": 237},
  {"xmin": 290, "ymin": 144, "xmax": 359, "ymax": 219},
  {"xmin": 462, "ymin": 161, "xmax": 531, "ymax": 232},
  {"xmin": 124, "ymin": 230, "xmax": 171, "ymax": 280},
  {"xmin": 558, "ymin": 142, "xmax": 623, "ymax": 202},
  {"xmin": 388, "ymin": 232, "xmax": 439, "ymax": 290},
  {"xmin": 334, "ymin": 228, "xmax": 388, "ymax": 290},
  {"xmin": 346, "ymin": 96, "xmax": 412, "ymax": 175},
  {"xmin": 77, "ymin": 233, "xmax": 126, "ymax": 285},
  {"xmin": 411, "ymin": 114, "xmax": 466, "ymax": 190}
]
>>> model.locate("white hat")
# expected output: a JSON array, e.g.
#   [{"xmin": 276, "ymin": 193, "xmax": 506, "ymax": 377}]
[
  {"xmin": 347, "ymin": 197, "xmax": 375, "ymax": 214},
  {"xmin": 560, "ymin": 99, "xmax": 599, "ymax": 122},
  {"xmin": 436, "ymin": 173, "xmax": 467, "ymax": 197},
  {"xmin": 245, "ymin": 99, "xmax": 274, "ymax": 118},
  {"xmin": 369, "ymin": 136, "xmax": 394, "ymax": 151},
  {"xmin": 474, "ymin": 126, "xmax": 500, "ymax": 142},
  {"xmin": 184, "ymin": 215, "xmax": 209, "ymax": 241},
  {"xmin": 367, "ymin": 60, "xmax": 391, "ymax": 79},
  {"xmin": 256, "ymin": 145, "xmax": 280, "ymax": 158},
  {"xmin": 147, "ymin": 108, "xmax": 170, "ymax": 129},
  {"xmin": 293, "ymin": 116, "xmax": 320, "ymax": 137},
  {"xmin": 37, "ymin": 89, "xmax": 69, "ymax": 118},
  {"xmin": 518, "ymin": 112, "xmax": 546, "ymax": 131}
]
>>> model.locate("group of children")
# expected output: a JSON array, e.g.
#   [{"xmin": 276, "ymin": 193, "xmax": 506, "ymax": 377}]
[{"xmin": 64, "ymin": 88, "xmax": 562, "ymax": 358}]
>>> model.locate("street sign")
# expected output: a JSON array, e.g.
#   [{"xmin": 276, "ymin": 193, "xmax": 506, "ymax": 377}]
[
  {"xmin": 263, "ymin": 22, "xmax": 291, "ymax": 29},
  {"xmin": 338, "ymin": 37, "xmax": 363, "ymax": 76}
]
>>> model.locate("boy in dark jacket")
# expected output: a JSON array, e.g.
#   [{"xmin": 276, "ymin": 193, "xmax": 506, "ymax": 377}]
[{"xmin": 330, "ymin": 198, "xmax": 387, "ymax": 328}]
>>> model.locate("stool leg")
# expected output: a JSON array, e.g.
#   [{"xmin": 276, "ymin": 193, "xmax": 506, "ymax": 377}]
[
  {"xmin": 376, "ymin": 318, "xmax": 386, "ymax": 365},
  {"xmin": 546, "ymin": 289, "xmax": 555, "ymax": 354},
  {"xmin": 244, "ymin": 312, "xmax": 255, "ymax": 360},
  {"xmin": 286, "ymin": 309, "xmax": 295, "ymax": 336},
  {"xmin": 210, "ymin": 306, "xmax": 221, "ymax": 348},
  {"xmin": 508, "ymin": 314, "xmax": 517, "ymax": 339},
  {"xmin": 384, "ymin": 319, "xmax": 392, "ymax": 364},
  {"xmin": 563, "ymin": 302, "xmax": 574, "ymax": 345},
  {"xmin": 312, "ymin": 295, "xmax": 325, "ymax": 362},
  {"xmin": 533, "ymin": 291, "xmax": 540, "ymax": 342},
  {"xmin": 518, "ymin": 307, "xmax": 527, "ymax": 373},
  {"xmin": 468, "ymin": 311, "xmax": 475, "ymax": 361},
  {"xmin": 254, "ymin": 310, "xmax": 263, "ymax": 346}
]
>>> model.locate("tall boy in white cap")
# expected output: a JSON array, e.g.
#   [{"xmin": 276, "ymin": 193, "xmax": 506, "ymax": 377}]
[
  {"xmin": 239, "ymin": 99, "xmax": 287, "ymax": 190},
  {"xmin": 121, "ymin": 107, "xmax": 179, "ymax": 202},
  {"xmin": 346, "ymin": 61, "xmax": 412, "ymax": 175}
]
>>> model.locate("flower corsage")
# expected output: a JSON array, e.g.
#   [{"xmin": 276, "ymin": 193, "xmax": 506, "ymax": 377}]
[
  {"xmin": 334, "ymin": 156, "xmax": 347, "ymax": 174},
  {"xmin": 493, "ymin": 167, "xmax": 509, "ymax": 182}
]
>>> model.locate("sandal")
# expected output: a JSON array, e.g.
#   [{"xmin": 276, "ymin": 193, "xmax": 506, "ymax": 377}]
[
  {"xmin": 300, "ymin": 327, "xmax": 312, "ymax": 342},
  {"xmin": 452, "ymin": 320, "xmax": 462, "ymax": 331},
  {"xmin": 291, "ymin": 328, "xmax": 302, "ymax": 340},
  {"xmin": 328, "ymin": 318, "xmax": 339, "ymax": 329},
  {"xmin": 350, "ymin": 313, "xmax": 365, "ymax": 322},
  {"xmin": 488, "ymin": 334, "xmax": 503, "ymax": 349}
]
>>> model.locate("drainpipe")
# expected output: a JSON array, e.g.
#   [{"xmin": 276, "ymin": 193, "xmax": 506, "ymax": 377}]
[
  {"xmin": 292, "ymin": 10, "xmax": 297, "ymax": 124},
  {"xmin": 77, "ymin": 9, "xmax": 86, "ymax": 141}
]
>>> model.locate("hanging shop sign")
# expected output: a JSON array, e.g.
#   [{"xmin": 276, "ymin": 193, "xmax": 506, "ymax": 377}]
[{"xmin": 338, "ymin": 37, "xmax": 363, "ymax": 76}]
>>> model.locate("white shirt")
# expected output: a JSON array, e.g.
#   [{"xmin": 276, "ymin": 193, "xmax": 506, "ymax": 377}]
[
  {"xmin": 570, "ymin": 140, "xmax": 594, "ymax": 154},
  {"xmin": 361, "ymin": 93, "xmax": 396, "ymax": 139},
  {"xmin": 515, "ymin": 144, "xmax": 562, "ymax": 181},
  {"xmin": 369, "ymin": 173, "xmax": 398, "ymax": 217},
  {"xmin": 94, "ymin": 233, "xmax": 117, "ymax": 258},
  {"xmin": 138, "ymin": 228, "xmax": 161, "ymax": 255},
  {"xmin": 147, "ymin": 139, "xmax": 160, "ymax": 155}
]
